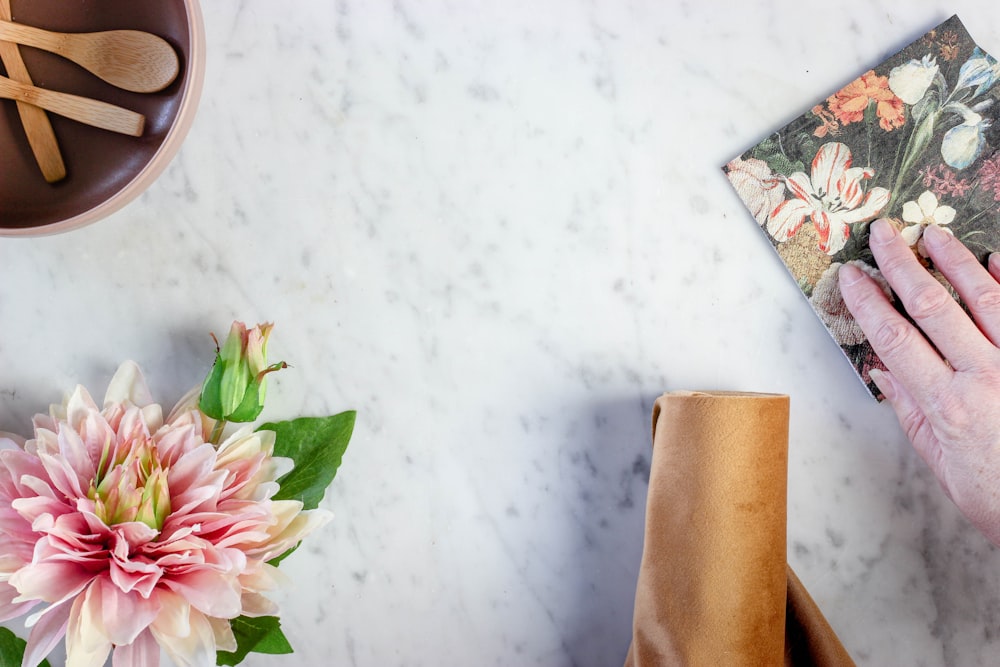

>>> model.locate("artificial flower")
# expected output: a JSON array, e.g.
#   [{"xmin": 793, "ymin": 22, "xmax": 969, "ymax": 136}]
[
  {"xmin": 768, "ymin": 142, "xmax": 890, "ymax": 255},
  {"xmin": 955, "ymin": 47, "xmax": 1000, "ymax": 98},
  {"xmin": 888, "ymin": 55, "xmax": 939, "ymax": 105},
  {"xmin": 940, "ymin": 106, "xmax": 990, "ymax": 169},
  {"xmin": 900, "ymin": 190, "xmax": 956, "ymax": 256},
  {"xmin": 826, "ymin": 70, "xmax": 905, "ymax": 131},
  {"xmin": 724, "ymin": 157, "xmax": 785, "ymax": 225},
  {"xmin": 0, "ymin": 362, "xmax": 331, "ymax": 667},
  {"xmin": 810, "ymin": 260, "xmax": 892, "ymax": 346},
  {"xmin": 200, "ymin": 322, "xmax": 287, "ymax": 424}
]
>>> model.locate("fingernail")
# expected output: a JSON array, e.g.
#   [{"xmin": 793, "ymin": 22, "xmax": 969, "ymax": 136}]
[
  {"xmin": 989, "ymin": 253, "xmax": 1000, "ymax": 275},
  {"xmin": 869, "ymin": 219, "xmax": 897, "ymax": 246},
  {"xmin": 923, "ymin": 223, "xmax": 949, "ymax": 249},
  {"xmin": 868, "ymin": 368, "xmax": 896, "ymax": 401},
  {"xmin": 839, "ymin": 262, "xmax": 865, "ymax": 287}
]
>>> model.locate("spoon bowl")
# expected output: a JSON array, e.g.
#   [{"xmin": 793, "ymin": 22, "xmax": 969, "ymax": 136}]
[{"xmin": 0, "ymin": 19, "xmax": 179, "ymax": 93}]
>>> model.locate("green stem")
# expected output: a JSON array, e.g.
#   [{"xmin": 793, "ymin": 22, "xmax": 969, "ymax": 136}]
[
  {"xmin": 210, "ymin": 419, "xmax": 227, "ymax": 445},
  {"xmin": 889, "ymin": 111, "xmax": 938, "ymax": 213},
  {"xmin": 962, "ymin": 206, "xmax": 993, "ymax": 228},
  {"xmin": 866, "ymin": 100, "xmax": 875, "ymax": 168}
]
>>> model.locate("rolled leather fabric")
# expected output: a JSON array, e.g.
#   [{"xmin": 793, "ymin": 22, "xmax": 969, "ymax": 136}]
[{"xmin": 624, "ymin": 391, "xmax": 854, "ymax": 667}]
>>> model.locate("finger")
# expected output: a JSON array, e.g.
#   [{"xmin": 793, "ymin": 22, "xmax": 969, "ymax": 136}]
[
  {"xmin": 867, "ymin": 219, "xmax": 994, "ymax": 371},
  {"xmin": 989, "ymin": 253, "xmax": 1000, "ymax": 284},
  {"xmin": 922, "ymin": 224, "xmax": 1000, "ymax": 348},
  {"xmin": 870, "ymin": 369, "xmax": 949, "ymax": 497},
  {"xmin": 840, "ymin": 262, "xmax": 952, "ymax": 400}
]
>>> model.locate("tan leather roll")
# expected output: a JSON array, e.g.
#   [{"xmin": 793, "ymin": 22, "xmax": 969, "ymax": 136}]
[{"xmin": 624, "ymin": 391, "xmax": 854, "ymax": 667}]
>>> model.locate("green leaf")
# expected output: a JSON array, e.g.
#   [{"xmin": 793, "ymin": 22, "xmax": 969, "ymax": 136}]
[
  {"xmin": 199, "ymin": 354, "xmax": 225, "ymax": 420},
  {"xmin": 216, "ymin": 616, "xmax": 293, "ymax": 666},
  {"xmin": 260, "ymin": 411, "xmax": 356, "ymax": 510},
  {"xmin": 0, "ymin": 627, "xmax": 50, "ymax": 667},
  {"xmin": 267, "ymin": 544, "xmax": 299, "ymax": 567}
]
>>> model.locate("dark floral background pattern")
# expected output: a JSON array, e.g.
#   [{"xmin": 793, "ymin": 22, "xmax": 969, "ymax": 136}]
[{"xmin": 725, "ymin": 15, "xmax": 1000, "ymax": 398}]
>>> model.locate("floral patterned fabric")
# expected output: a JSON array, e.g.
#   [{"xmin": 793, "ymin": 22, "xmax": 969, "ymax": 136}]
[{"xmin": 725, "ymin": 15, "xmax": 1000, "ymax": 398}]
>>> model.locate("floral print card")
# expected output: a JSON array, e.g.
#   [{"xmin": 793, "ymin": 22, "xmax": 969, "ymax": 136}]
[{"xmin": 725, "ymin": 15, "xmax": 1000, "ymax": 398}]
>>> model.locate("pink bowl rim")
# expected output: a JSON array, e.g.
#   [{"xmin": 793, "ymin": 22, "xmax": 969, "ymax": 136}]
[{"xmin": 0, "ymin": 0, "xmax": 207, "ymax": 238}]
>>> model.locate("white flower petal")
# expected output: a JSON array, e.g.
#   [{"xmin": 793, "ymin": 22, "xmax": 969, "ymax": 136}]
[
  {"xmin": 766, "ymin": 198, "xmax": 811, "ymax": 241},
  {"xmin": 840, "ymin": 187, "xmax": 890, "ymax": 225},
  {"xmin": 889, "ymin": 57, "xmax": 939, "ymax": 104},
  {"xmin": 933, "ymin": 205, "xmax": 956, "ymax": 225},
  {"xmin": 65, "ymin": 589, "xmax": 111, "ymax": 667},
  {"xmin": 810, "ymin": 143, "xmax": 852, "ymax": 197},
  {"xmin": 104, "ymin": 361, "xmax": 153, "ymax": 408},
  {"xmin": 917, "ymin": 190, "xmax": 939, "ymax": 217},
  {"xmin": 901, "ymin": 200, "xmax": 923, "ymax": 224},
  {"xmin": 901, "ymin": 224, "xmax": 923, "ymax": 246}
]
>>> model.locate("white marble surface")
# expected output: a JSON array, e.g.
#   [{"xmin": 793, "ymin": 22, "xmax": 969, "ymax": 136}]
[{"xmin": 3, "ymin": 0, "xmax": 1000, "ymax": 665}]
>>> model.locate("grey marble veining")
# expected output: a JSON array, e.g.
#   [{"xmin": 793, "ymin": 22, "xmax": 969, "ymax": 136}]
[{"xmin": 2, "ymin": 0, "xmax": 1000, "ymax": 665}]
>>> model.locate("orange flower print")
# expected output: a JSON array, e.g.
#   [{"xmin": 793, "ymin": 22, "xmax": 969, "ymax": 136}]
[
  {"xmin": 939, "ymin": 31, "xmax": 960, "ymax": 61},
  {"xmin": 812, "ymin": 105, "xmax": 840, "ymax": 138},
  {"xmin": 826, "ymin": 70, "xmax": 905, "ymax": 131}
]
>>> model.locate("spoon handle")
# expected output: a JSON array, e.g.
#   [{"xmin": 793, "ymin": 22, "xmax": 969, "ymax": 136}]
[
  {"xmin": 0, "ymin": 75, "xmax": 144, "ymax": 136},
  {"xmin": 0, "ymin": 3, "xmax": 65, "ymax": 182}
]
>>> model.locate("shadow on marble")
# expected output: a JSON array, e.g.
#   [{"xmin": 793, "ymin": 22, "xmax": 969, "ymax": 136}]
[{"xmin": 547, "ymin": 394, "xmax": 654, "ymax": 667}]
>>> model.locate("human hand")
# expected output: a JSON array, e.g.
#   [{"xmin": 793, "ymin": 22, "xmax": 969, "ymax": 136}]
[{"xmin": 840, "ymin": 219, "xmax": 1000, "ymax": 547}]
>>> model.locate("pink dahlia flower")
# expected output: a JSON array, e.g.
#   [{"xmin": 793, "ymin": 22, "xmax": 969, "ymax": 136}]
[{"xmin": 0, "ymin": 362, "xmax": 331, "ymax": 667}]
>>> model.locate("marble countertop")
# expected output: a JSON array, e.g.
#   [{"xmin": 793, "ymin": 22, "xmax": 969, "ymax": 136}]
[{"xmin": 3, "ymin": 1, "xmax": 1000, "ymax": 665}]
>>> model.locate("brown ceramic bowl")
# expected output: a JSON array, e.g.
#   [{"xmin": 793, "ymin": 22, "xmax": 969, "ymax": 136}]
[{"xmin": 0, "ymin": 0, "xmax": 205, "ymax": 235}]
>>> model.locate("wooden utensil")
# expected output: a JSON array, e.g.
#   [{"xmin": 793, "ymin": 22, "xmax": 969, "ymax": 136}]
[
  {"xmin": 0, "ymin": 75, "xmax": 144, "ymax": 136},
  {"xmin": 0, "ymin": 19, "xmax": 180, "ymax": 93},
  {"xmin": 0, "ymin": 0, "xmax": 65, "ymax": 182}
]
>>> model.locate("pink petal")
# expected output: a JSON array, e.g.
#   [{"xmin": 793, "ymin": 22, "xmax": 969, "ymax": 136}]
[
  {"xmin": 112, "ymin": 629, "xmax": 160, "ymax": 667},
  {"xmin": 0, "ymin": 584, "xmax": 37, "ymax": 622},
  {"xmin": 22, "ymin": 599, "xmax": 71, "ymax": 667},
  {"xmin": 65, "ymin": 586, "xmax": 111, "ymax": 667},
  {"xmin": 208, "ymin": 615, "xmax": 236, "ymax": 653},
  {"xmin": 11, "ymin": 559, "xmax": 94, "ymax": 604},
  {"xmin": 167, "ymin": 444, "xmax": 220, "ymax": 497},
  {"xmin": 65, "ymin": 386, "xmax": 100, "ymax": 432},
  {"xmin": 239, "ymin": 591, "xmax": 279, "ymax": 617},
  {"xmin": 162, "ymin": 570, "xmax": 242, "ymax": 619},
  {"xmin": 109, "ymin": 559, "xmax": 162, "ymax": 599},
  {"xmin": 36, "ymin": 450, "xmax": 86, "ymax": 500},
  {"xmin": 149, "ymin": 590, "xmax": 190, "ymax": 639},
  {"xmin": 165, "ymin": 386, "xmax": 202, "ymax": 425},
  {"xmin": 97, "ymin": 578, "xmax": 162, "ymax": 645}
]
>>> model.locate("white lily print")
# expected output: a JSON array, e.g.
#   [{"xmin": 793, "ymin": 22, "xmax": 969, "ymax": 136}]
[{"xmin": 768, "ymin": 142, "xmax": 891, "ymax": 255}]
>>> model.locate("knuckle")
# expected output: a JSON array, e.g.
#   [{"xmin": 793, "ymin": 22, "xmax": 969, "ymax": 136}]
[
  {"xmin": 970, "ymin": 286, "xmax": 1000, "ymax": 314},
  {"xmin": 874, "ymin": 249, "xmax": 915, "ymax": 276},
  {"xmin": 869, "ymin": 318, "xmax": 915, "ymax": 357},
  {"xmin": 905, "ymin": 282, "xmax": 952, "ymax": 320}
]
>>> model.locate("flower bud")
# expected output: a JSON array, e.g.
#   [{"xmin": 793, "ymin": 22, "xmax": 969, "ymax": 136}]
[{"xmin": 199, "ymin": 321, "xmax": 287, "ymax": 422}]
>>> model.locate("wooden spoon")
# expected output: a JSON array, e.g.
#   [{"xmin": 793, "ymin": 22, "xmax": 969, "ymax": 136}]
[
  {"xmin": 0, "ymin": 75, "xmax": 144, "ymax": 136},
  {"xmin": 0, "ymin": 0, "xmax": 65, "ymax": 182},
  {"xmin": 0, "ymin": 19, "xmax": 179, "ymax": 93}
]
